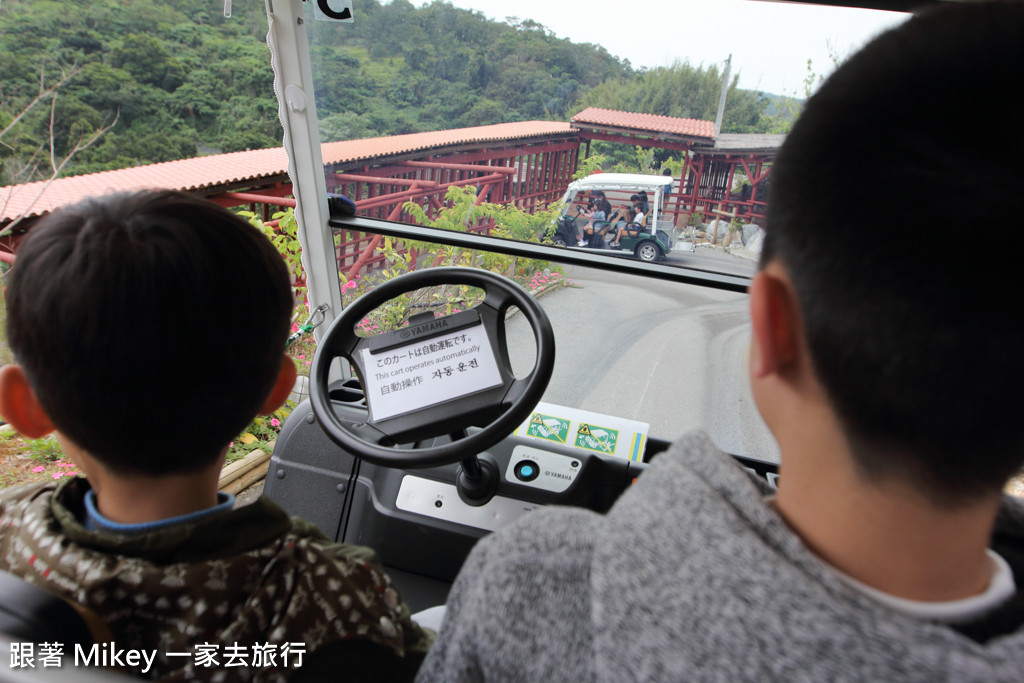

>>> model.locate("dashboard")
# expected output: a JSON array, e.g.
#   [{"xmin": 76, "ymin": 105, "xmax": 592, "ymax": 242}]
[{"xmin": 266, "ymin": 378, "xmax": 779, "ymax": 610}]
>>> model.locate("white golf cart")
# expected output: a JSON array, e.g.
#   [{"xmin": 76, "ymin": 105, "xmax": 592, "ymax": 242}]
[{"xmin": 551, "ymin": 173, "xmax": 693, "ymax": 261}]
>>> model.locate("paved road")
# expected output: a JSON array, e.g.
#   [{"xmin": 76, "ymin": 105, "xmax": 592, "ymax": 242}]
[
  {"xmin": 569, "ymin": 240, "xmax": 760, "ymax": 278},
  {"xmin": 506, "ymin": 257, "xmax": 779, "ymax": 463},
  {"xmin": 666, "ymin": 244, "xmax": 760, "ymax": 277}
]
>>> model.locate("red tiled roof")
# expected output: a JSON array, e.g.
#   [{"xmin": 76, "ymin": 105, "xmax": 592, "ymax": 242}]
[
  {"xmin": 0, "ymin": 147, "xmax": 289, "ymax": 225},
  {"xmin": 321, "ymin": 121, "xmax": 574, "ymax": 165},
  {"xmin": 571, "ymin": 107, "xmax": 714, "ymax": 140},
  {"xmin": 0, "ymin": 121, "xmax": 575, "ymax": 223}
]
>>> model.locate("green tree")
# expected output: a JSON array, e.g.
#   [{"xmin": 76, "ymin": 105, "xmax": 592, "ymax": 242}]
[
  {"xmin": 320, "ymin": 112, "xmax": 381, "ymax": 142},
  {"xmin": 573, "ymin": 60, "xmax": 769, "ymax": 134},
  {"xmin": 459, "ymin": 99, "xmax": 508, "ymax": 128},
  {"xmin": 762, "ymin": 46, "xmax": 844, "ymax": 134},
  {"xmin": 0, "ymin": 61, "xmax": 118, "ymax": 220},
  {"xmin": 111, "ymin": 34, "xmax": 185, "ymax": 91}
]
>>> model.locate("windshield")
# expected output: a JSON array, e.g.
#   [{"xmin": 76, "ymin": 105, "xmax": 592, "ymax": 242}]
[{"xmin": 291, "ymin": 0, "xmax": 909, "ymax": 462}]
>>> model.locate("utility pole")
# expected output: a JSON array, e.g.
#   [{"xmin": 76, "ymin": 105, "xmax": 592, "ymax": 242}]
[{"xmin": 714, "ymin": 54, "xmax": 732, "ymax": 137}]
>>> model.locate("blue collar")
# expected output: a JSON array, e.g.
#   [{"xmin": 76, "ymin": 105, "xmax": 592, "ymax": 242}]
[{"xmin": 83, "ymin": 489, "xmax": 235, "ymax": 534}]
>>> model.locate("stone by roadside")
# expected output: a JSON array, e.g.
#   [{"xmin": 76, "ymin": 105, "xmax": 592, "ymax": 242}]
[{"xmin": 235, "ymin": 479, "xmax": 265, "ymax": 507}]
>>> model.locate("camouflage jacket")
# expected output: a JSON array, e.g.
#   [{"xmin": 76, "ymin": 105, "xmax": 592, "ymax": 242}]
[{"xmin": 0, "ymin": 478, "xmax": 433, "ymax": 681}]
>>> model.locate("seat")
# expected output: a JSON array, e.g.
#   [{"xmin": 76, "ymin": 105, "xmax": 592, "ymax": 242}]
[
  {"xmin": 0, "ymin": 570, "xmax": 106, "ymax": 646},
  {"xmin": 588, "ymin": 221, "xmax": 611, "ymax": 246}
]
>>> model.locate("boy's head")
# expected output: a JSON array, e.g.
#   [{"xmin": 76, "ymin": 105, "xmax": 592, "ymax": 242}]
[
  {"xmin": 3, "ymin": 190, "xmax": 294, "ymax": 476},
  {"xmin": 761, "ymin": 1, "xmax": 1024, "ymax": 504}
]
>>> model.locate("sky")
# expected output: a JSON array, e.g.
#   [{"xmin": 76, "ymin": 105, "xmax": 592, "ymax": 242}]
[{"xmin": 430, "ymin": 0, "xmax": 908, "ymax": 96}]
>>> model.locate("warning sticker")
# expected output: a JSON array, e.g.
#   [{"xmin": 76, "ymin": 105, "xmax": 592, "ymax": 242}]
[
  {"xmin": 514, "ymin": 402, "xmax": 650, "ymax": 461},
  {"xmin": 575, "ymin": 423, "xmax": 619, "ymax": 454},
  {"xmin": 525, "ymin": 413, "xmax": 570, "ymax": 444}
]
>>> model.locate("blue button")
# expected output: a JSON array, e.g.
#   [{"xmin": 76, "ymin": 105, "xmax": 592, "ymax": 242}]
[{"xmin": 514, "ymin": 460, "xmax": 540, "ymax": 482}]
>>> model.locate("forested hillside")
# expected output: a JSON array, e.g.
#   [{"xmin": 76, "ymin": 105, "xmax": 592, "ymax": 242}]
[
  {"xmin": 0, "ymin": 0, "xmax": 277, "ymax": 183},
  {"xmin": 310, "ymin": 1, "xmax": 630, "ymax": 138},
  {"xmin": 0, "ymin": 0, "xmax": 782, "ymax": 186}
]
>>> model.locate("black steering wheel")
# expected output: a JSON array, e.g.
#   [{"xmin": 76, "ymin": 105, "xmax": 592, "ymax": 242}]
[{"xmin": 309, "ymin": 267, "xmax": 555, "ymax": 469}]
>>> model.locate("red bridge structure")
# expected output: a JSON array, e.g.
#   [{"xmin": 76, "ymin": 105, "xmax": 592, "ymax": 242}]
[
  {"xmin": 0, "ymin": 109, "xmax": 782, "ymax": 274},
  {"xmin": 570, "ymin": 108, "xmax": 780, "ymax": 226}
]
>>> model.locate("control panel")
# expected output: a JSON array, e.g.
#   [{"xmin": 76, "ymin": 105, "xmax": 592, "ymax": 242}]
[
  {"xmin": 395, "ymin": 476, "xmax": 541, "ymax": 532},
  {"xmin": 504, "ymin": 445, "xmax": 582, "ymax": 493},
  {"xmin": 392, "ymin": 445, "xmax": 586, "ymax": 533}
]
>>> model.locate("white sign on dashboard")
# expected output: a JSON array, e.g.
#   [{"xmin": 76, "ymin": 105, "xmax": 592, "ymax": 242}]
[{"xmin": 360, "ymin": 322, "xmax": 503, "ymax": 421}]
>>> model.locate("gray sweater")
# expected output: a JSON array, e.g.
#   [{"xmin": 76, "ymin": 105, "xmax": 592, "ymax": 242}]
[{"xmin": 416, "ymin": 431, "xmax": 1024, "ymax": 682}]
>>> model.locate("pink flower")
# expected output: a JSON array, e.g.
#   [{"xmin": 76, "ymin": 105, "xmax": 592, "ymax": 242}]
[
  {"xmin": 270, "ymin": 418, "xmax": 281, "ymax": 428},
  {"xmin": 297, "ymin": 354, "xmax": 305, "ymax": 360},
  {"xmin": 52, "ymin": 473, "xmax": 64, "ymax": 480},
  {"xmin": 58, "ymin": 462, "xmax": 75, "ymax": 468},
  {"xmin": 32, "ymin": 466, "xmax": 45, "ymax": 473},
  {"xmin": 291, "ymin": 323, "xmax": 300, "ymax": 333},
  {"xmin": 229, "ymin": 441, "xmax": 234, "ymax": 448},
  {"xmin": 305, "ymin": 361, "xmax": 311, "ymax": 366}
]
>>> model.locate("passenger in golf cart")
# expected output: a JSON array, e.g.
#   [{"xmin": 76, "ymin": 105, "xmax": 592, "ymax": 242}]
[
  {"xmin": 0, "ymin": 191, "xmax": 433, "ymax": 682},
  {"xmin": 608, "ymin": 194, "xmax": 646, "ymax": 248},
  {"xmin": 552, "ymin": 174, "xmax": 674, "ymax": 262}
]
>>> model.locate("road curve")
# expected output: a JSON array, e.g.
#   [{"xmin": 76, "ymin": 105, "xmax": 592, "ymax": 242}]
[{"xmin": 506, "ymin": 262, "xmax": 779, "ymax": 463}]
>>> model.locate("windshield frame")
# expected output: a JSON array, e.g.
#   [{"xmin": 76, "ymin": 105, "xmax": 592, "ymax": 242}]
[
  {"xmin": 266, "ymin": 0, "xmax": 753, "ymax": 337},
  {"xmin": 329, "ymin": 214, "xmax": 750, "ymax": 293}
]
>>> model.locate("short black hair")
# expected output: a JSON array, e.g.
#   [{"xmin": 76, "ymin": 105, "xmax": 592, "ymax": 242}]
[
  {"xmin": 763, "ymin": 1, "xmax": 1024, "ymax": 503},
  {"xmin": 5, "ymin": 190, "xmax": 293, "ymax": 475}
]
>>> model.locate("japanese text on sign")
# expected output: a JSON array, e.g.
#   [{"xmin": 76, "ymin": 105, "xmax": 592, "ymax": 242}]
[{"xmin": 362, "ymin": 322, "xmax": 503, "ymax": 421}]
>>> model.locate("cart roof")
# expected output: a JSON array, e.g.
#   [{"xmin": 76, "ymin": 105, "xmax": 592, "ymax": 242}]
[{"xmin": 567, "ymin": 173, "xmax": 674, "ymax": 193}]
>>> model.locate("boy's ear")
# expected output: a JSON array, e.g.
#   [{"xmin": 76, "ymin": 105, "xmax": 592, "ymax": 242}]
[
  {"xmin": 0, "ymin": 365, "xmax": 56, "ymax": 439},
  {"xmin": 749, "ymin": 268, "xmax": 802, "ymax": 379},
  {"xmin": 259, "ymin": 355, "xmax": 298, "ymax": 415}
]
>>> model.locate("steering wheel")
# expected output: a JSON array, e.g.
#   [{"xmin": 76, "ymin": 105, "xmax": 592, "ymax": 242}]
[{"xmin": 309, "ymin": 267, "xmax": 555, "ymax": 469}]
